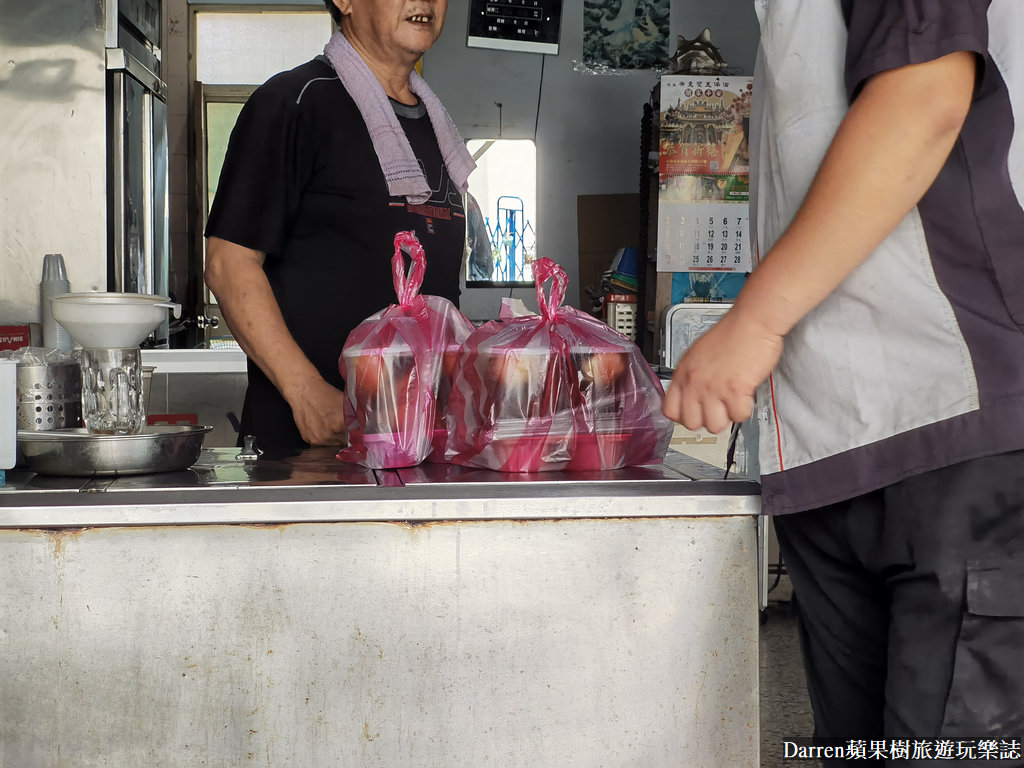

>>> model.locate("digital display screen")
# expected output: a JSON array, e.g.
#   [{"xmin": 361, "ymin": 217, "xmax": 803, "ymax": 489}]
[{"xmin": 467, "ymin": 0, "xmax": 563, "ymax": 55}]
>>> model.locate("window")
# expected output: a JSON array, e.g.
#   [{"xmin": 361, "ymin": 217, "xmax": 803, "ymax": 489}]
[
  {"xmin": 194, "ymin": 10, "xmax": 332, "ymax": 86},
  {"xmin": 465, "ymin": 139, "xmax": 537, "ymax": 287},
  {"xmin": 203, "ymin": 94, "xmax": 247, "ymax": 214}
]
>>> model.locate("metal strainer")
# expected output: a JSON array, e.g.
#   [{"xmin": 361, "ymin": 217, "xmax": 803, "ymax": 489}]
[{"xmin": 16, "ymin": 362, "xmax": 82, "ymax": 431}]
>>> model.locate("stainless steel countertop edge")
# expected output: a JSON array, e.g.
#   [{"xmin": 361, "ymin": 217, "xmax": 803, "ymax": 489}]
[
  {"xmin": 0, "ymin": 492, "xmax": 761, "ymax": 528},
  {"xmin": 0, "ymin": 476, "xmax": 760, "ymax": 508}
]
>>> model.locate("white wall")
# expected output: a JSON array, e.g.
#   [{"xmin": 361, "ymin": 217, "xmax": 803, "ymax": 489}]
[
  {"xmin": 170, "ymin": 0, "xmax": 759, "ymax": 325},
  {"xmin": 426, "ymin": 0, "xmax": 759, "ymax": 320}
]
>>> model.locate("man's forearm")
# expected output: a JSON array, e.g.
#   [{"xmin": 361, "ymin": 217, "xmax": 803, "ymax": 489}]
[
  {"xmin": 735, "ymin": 50, "xmax": 977, "ymax": 338},
  {"xmin": 205, "ymin": 241, "xmax": 322, "ymax": 401}
]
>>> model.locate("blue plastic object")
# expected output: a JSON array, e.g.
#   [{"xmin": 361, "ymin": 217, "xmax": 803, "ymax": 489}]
[{"xmin": 615, "ymin": 247, "xmax": 640, "ymax": 279}]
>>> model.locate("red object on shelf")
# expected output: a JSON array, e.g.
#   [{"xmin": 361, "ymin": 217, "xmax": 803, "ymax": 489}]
[
  {"xmin": 146, "ymin": 413, "xmax": 198, "ymax": 426},
  {"xmin": 604, "ymin": 293, "xmax": 637, "ymax": 305},
  {"xmin": 0, "ymin": 325, "xmax": 30, "ymax": 351}
]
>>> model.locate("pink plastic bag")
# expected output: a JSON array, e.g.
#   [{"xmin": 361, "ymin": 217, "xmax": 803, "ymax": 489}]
[
  {"xmin": 338, "ymin": 232, "xmax": 473, "ymax": 469},
  {"xmin": 446, "ymin": 257, "xmax": 673, "ymax": 472}
]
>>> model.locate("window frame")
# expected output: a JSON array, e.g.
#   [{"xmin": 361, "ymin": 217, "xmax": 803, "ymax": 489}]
[
  {"xmin": 464, "ymin": 138, "xmax": 538, "ymax": 288},
  {"xmin": 189, "ymin": 4, "xmax": 329, "ymax": 310}
]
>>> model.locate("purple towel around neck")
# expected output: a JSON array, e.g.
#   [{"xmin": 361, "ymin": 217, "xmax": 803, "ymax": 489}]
[{"xmin": 323, "ymin": 31, "xmax": 476, "ymax": 205}]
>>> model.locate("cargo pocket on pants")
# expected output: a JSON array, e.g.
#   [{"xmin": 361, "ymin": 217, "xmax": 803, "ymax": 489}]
[{"xmin": 940, "ymin": 561, "xmax": 1024, "ymax": 735}]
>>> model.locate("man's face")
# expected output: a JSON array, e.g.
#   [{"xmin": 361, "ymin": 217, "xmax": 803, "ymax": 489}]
[{"xmin": 334, "ymin": 0, "xmax": 447, "ymax": 64}]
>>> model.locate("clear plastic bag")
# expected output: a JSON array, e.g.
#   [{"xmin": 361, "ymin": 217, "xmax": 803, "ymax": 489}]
[
  {"xmin": 338, "ymin": 232, "xmax": 473, "ymax": 469},
  {"xmin": 446, "ymin": 257, "xmax": 673, "ymax": 472}
]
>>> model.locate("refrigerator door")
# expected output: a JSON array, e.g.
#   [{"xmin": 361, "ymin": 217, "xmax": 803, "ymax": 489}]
[{"xmin": 108, "ymin": 49, "xmax": 170, "ymax": 344}]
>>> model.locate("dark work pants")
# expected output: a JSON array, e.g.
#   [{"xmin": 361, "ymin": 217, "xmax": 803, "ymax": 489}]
[{"xmin": 773, "ymin": 451, "xmax": 1024, "ymax": 766}]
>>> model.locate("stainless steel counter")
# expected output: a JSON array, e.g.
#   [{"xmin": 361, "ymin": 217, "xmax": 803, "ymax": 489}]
[
  {"xmin": 0, "ymin": 448, "xmax": 761, "ymax": 767},
  {"xmin": 0, "ymin": 446, "xmax": 758, "ymax": 525}
]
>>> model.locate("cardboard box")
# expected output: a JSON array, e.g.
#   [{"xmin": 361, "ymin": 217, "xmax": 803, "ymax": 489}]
[
  {"xmin": 0, "ymin": 325, "xmax": 31, "ymax": 352},
  {"xmin": 576, "ymin": 193, "xmax": 641, "ymax": 309}
]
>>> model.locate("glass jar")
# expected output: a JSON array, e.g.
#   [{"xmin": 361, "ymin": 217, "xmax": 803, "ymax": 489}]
[{"xmin": 81, "ymin": 347, "xmax": 145, "ymax": 435}]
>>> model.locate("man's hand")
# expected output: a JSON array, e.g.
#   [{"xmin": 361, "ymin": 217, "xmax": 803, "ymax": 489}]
[
  {"xmin": 662, "ymin": 308, "xmax": 783, "ymax": 434},
  {"xmin": 287, "ymin": 377, "xmax": 349, "ymax": 447}
]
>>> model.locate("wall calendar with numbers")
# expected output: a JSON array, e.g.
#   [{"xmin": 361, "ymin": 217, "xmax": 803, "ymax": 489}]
[
  {"xmin": 660, "ymin": 203, "xmax": 749, "ymax": 272},
  {"xmin": 656, "ymin": 75, "xmax": 754, "ymax": 276}
]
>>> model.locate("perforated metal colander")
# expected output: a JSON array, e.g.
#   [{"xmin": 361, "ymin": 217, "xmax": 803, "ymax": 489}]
[{"xmin": 16, "ymin": 362, "xmax": 82, "ymax": 430}]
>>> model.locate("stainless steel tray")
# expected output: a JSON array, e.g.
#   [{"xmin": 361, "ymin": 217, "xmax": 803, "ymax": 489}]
[
  {"xmin": 660, "ymin": 303, "xmax": 732, "ymax": 369},
  {"xmin": 16, "ymin": 425, "xmax": 212, "ymax": 476}
]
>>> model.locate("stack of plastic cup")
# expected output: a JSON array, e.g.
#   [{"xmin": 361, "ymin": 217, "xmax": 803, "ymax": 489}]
[{"xmin": 40, "ymin": 253, "xmax": 73, "ymax": 352}]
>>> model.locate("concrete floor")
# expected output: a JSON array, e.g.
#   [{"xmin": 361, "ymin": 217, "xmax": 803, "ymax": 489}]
[{"xmin": 759, "ymin": 577, "xmax": 821, "ymax": 768}]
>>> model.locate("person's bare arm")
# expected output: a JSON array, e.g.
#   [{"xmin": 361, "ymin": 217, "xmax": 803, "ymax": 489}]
[
  {"xmin": 663, "ymin": 50, "xmax": 979, "ymax": 434},
  {"xmin": 205, "ymin": 236, "xmax": 347, "ymax": 446}
]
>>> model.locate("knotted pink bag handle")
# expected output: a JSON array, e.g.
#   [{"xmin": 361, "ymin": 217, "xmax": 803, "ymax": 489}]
[
  {"xmin": 532, "ymin": 257, "xmax": 567, "ymax": 321},
  {"xmin": 392, "ymin": 231, "xmax": 427, "ymax": 307}
]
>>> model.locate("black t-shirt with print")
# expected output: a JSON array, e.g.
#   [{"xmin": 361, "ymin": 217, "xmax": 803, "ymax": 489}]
[{"xmin": 206, "ymin": 57, "xmax": 466, "ymax": 452}]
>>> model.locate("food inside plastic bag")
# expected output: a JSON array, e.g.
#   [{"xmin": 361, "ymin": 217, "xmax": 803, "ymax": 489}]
[
  {"xmin": 338, "ymin": 232, "xmax": 474, "ymax": 469},
  {"xmin": 429, "ymin": 339, "xmax": 466, "ymax": 462},
  {"xmin": 446, "ymin": 257, "xmax": 673, "ymax": 472}
]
